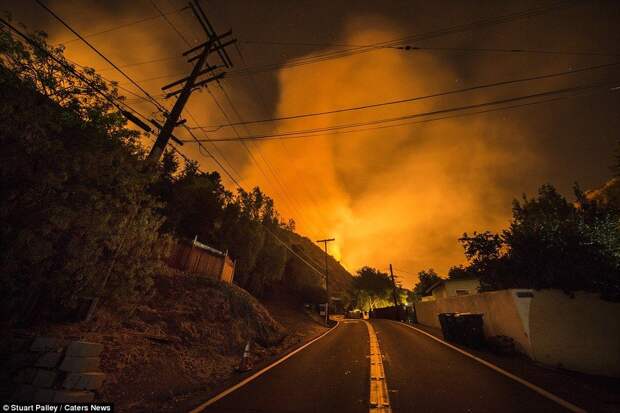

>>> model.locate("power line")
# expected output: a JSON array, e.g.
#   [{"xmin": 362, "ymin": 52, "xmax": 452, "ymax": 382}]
[
  {"xmin": 226, "ymin": 0, "xmax": 580, "ymax": 77},
  {"xmin": 189, "ymin": 61, "xmax": 620, "ymax": 130},
  {"xmin": 156, "ymin": 2, "xmax": 329, "ymax": 237},
  {"xmin": 110, "ymin": 0, "xmax": 581, "ymax": 83},
  {"xmin": 150, "ymin": 0, "xmax": 310, "ymax": 221},
  {"xmin": 240, "ymin": 40, "xmax": 620, "ymax": 58},
  {"xmin": 147, "ymin": 0, "xmax": 246, "ymax": 185},
  {"xmin": 184, "ymin": 79, "xmax": 620, "ymax": 143},
  {"xmin": 0, "ymin": 16, "xmax": 153, "ymax": 128},
  {"xmin": 0, "ymin": 15, "xmax": 198, "ymax": 175},
  {"xmin": 162, "ymin": 1, "xmax": 327, "ymax": 234},
  {"xmin": 35, "ymin": 0, "xmax": 166, "ymax": 112},
  {"xmin": 10, "ymin": 5, "xmax": 326, "ymax": 279},
  {"xmin": 149, "ymin": 0, "xmax": 192, "ymax": 46},
  {"xmin": 56, "ymin": 5, "xmax": 190, "ymax": 45},
  {"xmin": 233, "ymin": 41, "xmax": 331, "ymax": 232}
]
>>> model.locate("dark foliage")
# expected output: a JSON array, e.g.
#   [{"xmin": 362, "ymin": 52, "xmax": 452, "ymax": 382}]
[{"xmin": 458, "ymin": 184, "xmax": 620, "ymax": 300}]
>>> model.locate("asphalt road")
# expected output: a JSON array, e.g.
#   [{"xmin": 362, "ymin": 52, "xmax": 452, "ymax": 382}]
[
  {"xmin": 373, "ymin": 319, "xmax": 570, "ymax": 413},
  {"xmin": 202, "ymin": 320, "xmax": 369, "ymax": 413},
  {"xmin": 198, "ymin": 319, "xmax": 575, "ymax": 413}
]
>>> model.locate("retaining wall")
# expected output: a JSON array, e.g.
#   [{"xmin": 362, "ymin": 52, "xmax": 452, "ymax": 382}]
[{"xmin": 1, "ymin": 335, "xmax": 106, "ymax": 402}]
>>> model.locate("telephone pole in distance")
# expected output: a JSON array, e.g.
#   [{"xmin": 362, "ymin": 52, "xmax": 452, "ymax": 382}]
[
  {"xmin": 389, "ymin": 264, "xmax": 401, "ymax": 321},
  {"xmin": 316, "ymin": 238, "xmax": 335, "ymax": 325}
]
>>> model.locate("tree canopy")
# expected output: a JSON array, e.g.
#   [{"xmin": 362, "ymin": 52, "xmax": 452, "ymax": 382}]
[{"xmin": 457, "ymin": 184, "xmax": 620, "ymax": 300}]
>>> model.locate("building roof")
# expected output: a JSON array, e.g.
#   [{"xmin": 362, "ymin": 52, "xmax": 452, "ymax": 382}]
[{"xmin": 423, "ymin": 276, "xmax": 478, "ymax": 295}]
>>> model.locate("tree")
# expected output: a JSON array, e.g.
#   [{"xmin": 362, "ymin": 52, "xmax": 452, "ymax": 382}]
[
  {"xmin": 412, "ymin": 269, "xmax": 442, "ymax": 300},
  {"xmin": 351, "ymin": 267, "xmax": 394, "ymax": 310},
  {"xmin": 447, "ymin": 265, "xmax": 475, "ymax": 280},
  {"xmin": 0, "ymin": 27, "xmax": 168, "ymax": 322},
  {"xmin": 455, "ymin": 183, "xmax": 620, "ymax": 300}
]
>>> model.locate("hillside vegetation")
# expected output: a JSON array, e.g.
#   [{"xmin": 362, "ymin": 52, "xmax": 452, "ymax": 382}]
[
  {"xmin": 0, "ymin": 23, "xmax": 352, "ymax": 326},
  {"xmin": 5, "ymin": 268, "xmax": 328, "ymax": 411}
]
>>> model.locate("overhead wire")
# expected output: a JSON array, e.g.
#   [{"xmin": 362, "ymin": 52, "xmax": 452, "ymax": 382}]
[
  {"xmin": 233, "ymin": 41, "xmax": 331, "ymax": 233},
  {"xmin": 183, "ymin": 79, "xmax": 620, "ymax": 143},
  {"xmin": 189, "ymin": 61, "xmax": 620, "ymax": 130},
  {"xmin": 21, "ymin": 3, "xmax": 327, "ymax": 277},
  {"xmin": 148, "ymin": 0, "xmax": 245, "ymax": 186},
  {"xmin": 152, "ymin": 0, "xmax": 327, "ymax": 235},
  {"xmin": 56, "ymin": 5, "xmax": 190, "ymax": 45},
  {"xmin": 240, "ymin": 40, "xmax": 620, "ymax": 58},
  {"xmin": 149, "ymin": 0, "xmax": 313, "ymax": 225},
  {"xmin": 106, "ymin": 0, "xmax": 583, "ymax": 83},
  {"xmin": 147, "ymin": 0, "xmax": 329, "ymax": 270},
  {"xmin": 226, "ymin": 0, "xmax": 581, "ymax": 77}
]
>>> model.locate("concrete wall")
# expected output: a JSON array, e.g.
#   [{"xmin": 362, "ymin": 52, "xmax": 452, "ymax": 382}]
[
  {"xmin": 529, "ymin": 290, "xmax": 620, "ymax": 377},
  {"xmin": 415, "ymin": 289, "xmax": 533, "ymax": 355},
  {"xmin": 415, "ymin": 289, "xmax": 620, "ymax": 377}
]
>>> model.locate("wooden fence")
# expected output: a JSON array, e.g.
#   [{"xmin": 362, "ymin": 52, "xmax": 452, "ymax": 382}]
[{"xmin": 166, "ymin": 237, "xmax": 235, "ymax": 283}]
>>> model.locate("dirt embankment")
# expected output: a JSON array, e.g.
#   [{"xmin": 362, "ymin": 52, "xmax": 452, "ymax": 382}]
[{"xmin": 7, "ymin": 270, "xmax": 327, "ymax": 412}]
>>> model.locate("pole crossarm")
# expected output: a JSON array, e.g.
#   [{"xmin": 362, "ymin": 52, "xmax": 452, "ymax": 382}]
[
  {"xmin": 161, "ymin": 64, "xmax": 221, "ymax": 90},
  {"xmin": 182, "ymin": 29, "xmax": 233, "ymax": 56},
  {"xmin": 187, "ymin": 39, "xmax": 237, "ymax": 63},
  {"xmin": 146, "ymin": 0, "xmax": 237, "ymax": 162}
]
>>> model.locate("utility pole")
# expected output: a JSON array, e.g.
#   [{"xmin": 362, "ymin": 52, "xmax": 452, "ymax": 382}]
[
  {"xmin": 389, "ymin": 264, "xmax": 401, "ymax": 321},
  {"xmin": 316, "ymin": 238, "xmax": 335, "ymax": 325},
  {"xmin": 147, "ymin": 1, "xmax": 236, "ymax": 162}
]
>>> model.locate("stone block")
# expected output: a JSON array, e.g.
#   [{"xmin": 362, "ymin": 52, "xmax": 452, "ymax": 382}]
[
  {"xmin": 62, "ymin": 372, "xmax": 106, "ymax": 391},
  {"xmin": 35, "ymin": 351, "xmax": 63, "ymax": 368},
  {"xmin": 30, "ymin": 336, "xmax": 63, "ymax": 352},
  {"xmin": 65, "ymin": 341, "xmax": 104, "ymax": 358},
  {"xmin": 53, "ymin": 390, "xmax": 95, "ymax": 403},
  {"xmin": 59, "ymin": 356, "xmax": 99, "ymax": 372}
]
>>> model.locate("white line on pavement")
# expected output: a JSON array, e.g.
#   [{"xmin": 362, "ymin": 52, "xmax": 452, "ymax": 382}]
[
  {"xmin": 188, "ymin": 321, "xmax": 341, "ymax": 413},
  {"xmin": 397, "ymin": 321, "xmax": 587, "ymax": 413}
]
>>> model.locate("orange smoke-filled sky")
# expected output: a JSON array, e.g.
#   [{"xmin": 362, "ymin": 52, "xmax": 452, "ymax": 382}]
[{"xmin": 6, "ymin": 0, "xmax": 620, "ymax": 287}]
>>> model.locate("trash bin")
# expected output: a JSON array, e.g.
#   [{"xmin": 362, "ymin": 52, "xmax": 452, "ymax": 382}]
[
  {"xmin": 438, "ymin": 313, "xmax": 458, "ymax": 342},
  {"xmin": 455, "ymin": 313, "xmax": 485, "ymax": 348}
]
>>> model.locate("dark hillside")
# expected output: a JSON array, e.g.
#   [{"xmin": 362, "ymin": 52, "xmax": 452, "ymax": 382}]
[{"xmin": 280, "ymin": 229, "xmax": 353, "ymax": 302}]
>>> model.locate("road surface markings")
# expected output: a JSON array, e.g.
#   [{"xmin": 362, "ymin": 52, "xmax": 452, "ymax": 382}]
[
  {"xmin": 188, "ymin": 321, "xmax": 341, "ymax": 413},
  {"xmin": 364, "ymin": 320, "xmax": 392, "ymax": 413},
  {"xmin": 399, "ymin": 322, "xmax": 587, "ymax": 413}
]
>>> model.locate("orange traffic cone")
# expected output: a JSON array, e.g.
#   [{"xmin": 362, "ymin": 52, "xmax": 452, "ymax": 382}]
[{"xmin": 236, "ymin": 341, "xmax": 253, "ymax": 372}]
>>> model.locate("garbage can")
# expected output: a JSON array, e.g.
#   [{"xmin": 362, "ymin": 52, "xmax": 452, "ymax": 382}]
[
  {"xmin": 438, "ymin": 313, "xmax": 458, "ymax": 342},
  {"xmin": 455, "ymin": 313, "xmax": 485, "ymax": 348}
]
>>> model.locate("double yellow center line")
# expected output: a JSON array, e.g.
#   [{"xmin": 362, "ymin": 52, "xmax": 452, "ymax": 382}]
[{"xmin": 364, "ymin": 320, "xmax": 392, "ymax": 413}]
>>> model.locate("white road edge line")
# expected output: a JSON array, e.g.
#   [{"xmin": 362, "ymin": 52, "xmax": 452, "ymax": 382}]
[
  {"xmin": 397, "ymin": 321, "xmax": 587, "ymax": 413},
  {"xmin": 188, "ymin": 321, "xmax": 342, "ymax": 413},
  {"xmin": 365, "ymin": 320, "xmax": 392, "ymax": 413}
]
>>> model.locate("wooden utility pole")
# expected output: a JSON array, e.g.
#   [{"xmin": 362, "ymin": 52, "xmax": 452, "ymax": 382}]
[
  {"xmin": 147, "ymin": 1, "xmax": 236, "ymax": 162},
  {"xmin": 316, "ymin": 238, "xmax": 335, "ymax": 325},
  {"xmin": 389, "ymin": 264, "xmax": 401, "ymax": 321}
]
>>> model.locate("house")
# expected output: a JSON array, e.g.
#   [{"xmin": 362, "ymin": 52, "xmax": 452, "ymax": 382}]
[{"xmin": 421, "ymin": 277, "xmax": 480, "ymax": 301}]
